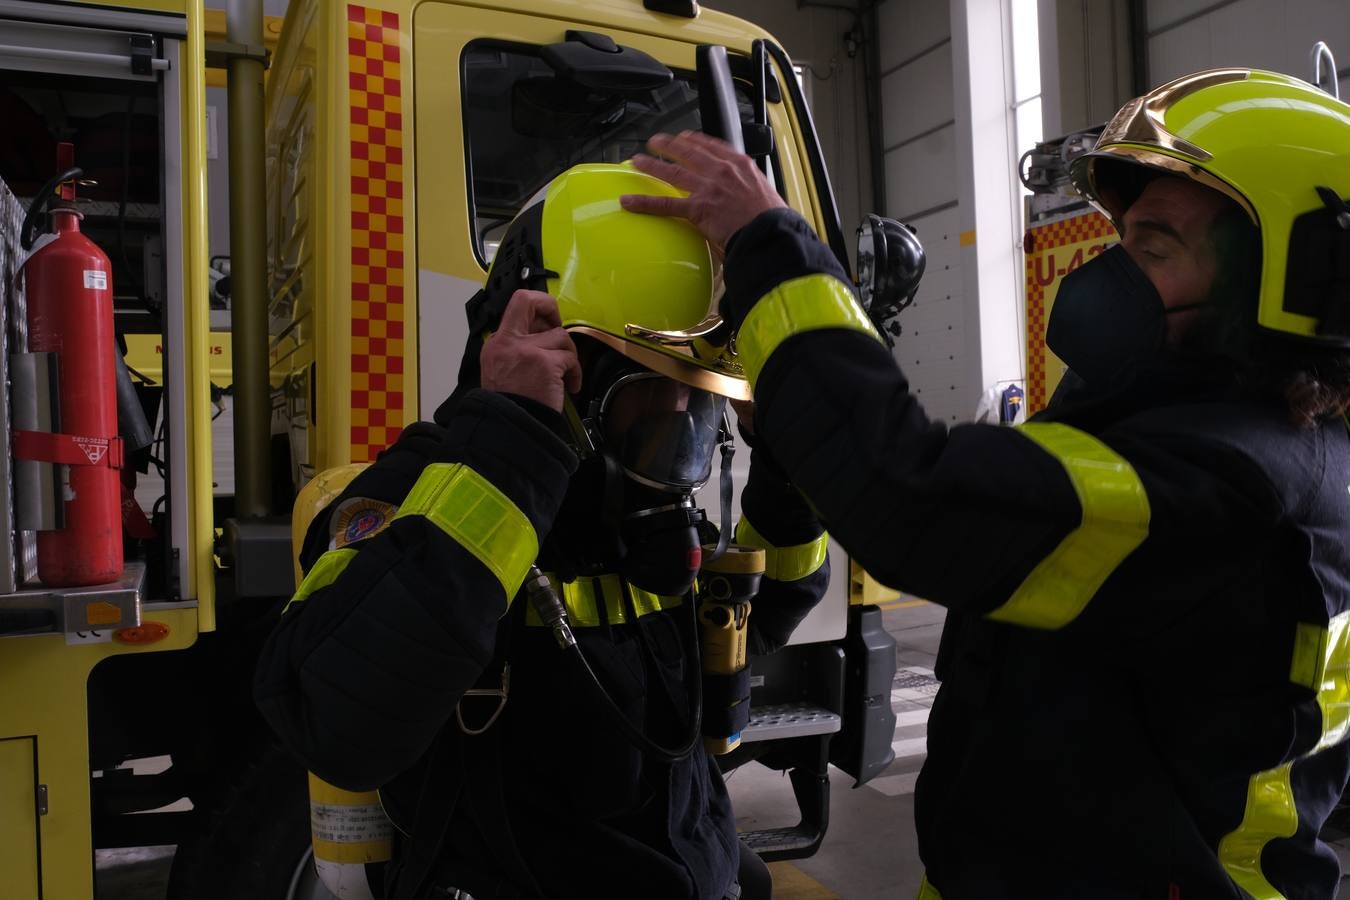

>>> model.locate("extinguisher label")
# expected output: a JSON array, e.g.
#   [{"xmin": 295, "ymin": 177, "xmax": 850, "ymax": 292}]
[
  {"xmin": 74, "ymin": 437, "xmax": 107, "ymax": 465},
  {"xmin": 83, "ymin": 270, "xmax": 107, "ymax": 290}
]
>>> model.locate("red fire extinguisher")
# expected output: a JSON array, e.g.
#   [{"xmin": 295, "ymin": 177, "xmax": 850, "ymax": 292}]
[{"xmin": 16, "ymin": 144, "xmax": 123, "ymax": 586}]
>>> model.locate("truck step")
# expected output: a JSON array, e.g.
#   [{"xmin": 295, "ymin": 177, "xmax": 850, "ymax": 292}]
[
  {"xmin": 739, "ymin": 824, "xmax": 822, "ymax": 859},
  {"xmin": 741, "ymin": 702, "xmax": 841, "ymax": 743}
]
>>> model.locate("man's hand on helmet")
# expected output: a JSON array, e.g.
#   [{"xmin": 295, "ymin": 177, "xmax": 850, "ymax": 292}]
[
  {"xmin": 480, "ymin": 290, "xmax": 582, "ymax": 413},
  {"xmin": 621, "ymin": 131, "xmax": 785, "ymax": 248}
]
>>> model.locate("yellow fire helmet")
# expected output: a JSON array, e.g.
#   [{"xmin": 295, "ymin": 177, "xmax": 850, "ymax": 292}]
[
  {"xmin": 1069, "ymin": 68, "xmax": 1350, "ymax": 345},
  {"xmin": 475, "ymin": 161, "xmax": 750, "ymax": 401}
]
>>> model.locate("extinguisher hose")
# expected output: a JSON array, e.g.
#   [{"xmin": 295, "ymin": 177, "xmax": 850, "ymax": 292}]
[
  {"xmin": 20, "ymin": 167, "xmax": 83, "ymax": 252},
  {"xmin": 114, "ymin": 349, "xmax": 154, "ymax": 452}
]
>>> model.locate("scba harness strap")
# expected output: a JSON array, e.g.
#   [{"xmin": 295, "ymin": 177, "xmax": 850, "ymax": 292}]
[{"xmin": 385, "ymin": 599, "xmax": 541, "ymax": 900}]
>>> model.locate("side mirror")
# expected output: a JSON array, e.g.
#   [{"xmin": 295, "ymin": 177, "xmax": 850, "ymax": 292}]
[
  {"xmin": 856, "ymin": 215, "xmax": 925, "ymax": 338},
  {"xmin": 540, "ymin": 30, "xmax": 673, "ymax": 94}
]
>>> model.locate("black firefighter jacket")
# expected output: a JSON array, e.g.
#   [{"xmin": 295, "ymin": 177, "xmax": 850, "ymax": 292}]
[
  {"xmin": 720, "ymin": 207, "xmax": 1350, "ymax": 900},
  {"xmin": 254, "ymin": 387, "xmax": 830, "ymax": 899}
]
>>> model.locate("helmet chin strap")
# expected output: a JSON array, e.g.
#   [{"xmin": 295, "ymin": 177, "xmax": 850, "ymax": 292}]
[{"xmin": 706, "ymin": 437, "xmax": 735, "ymax": 565}]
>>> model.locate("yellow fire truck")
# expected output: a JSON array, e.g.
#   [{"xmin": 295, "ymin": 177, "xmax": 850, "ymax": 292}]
[{"xmin": 0, "ymin": 1, "xmax": 908, "ymax": 896}]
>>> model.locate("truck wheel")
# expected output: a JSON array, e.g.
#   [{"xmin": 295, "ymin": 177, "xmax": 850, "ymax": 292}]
[{"xmin": 167, "ymin": 744, "xmax": 329, "ymax": 899}]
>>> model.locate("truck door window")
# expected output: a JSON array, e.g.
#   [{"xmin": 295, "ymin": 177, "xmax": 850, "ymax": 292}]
[{"xmin": 462, "ymin": 41, "xmax": 775, "ymax": 267}]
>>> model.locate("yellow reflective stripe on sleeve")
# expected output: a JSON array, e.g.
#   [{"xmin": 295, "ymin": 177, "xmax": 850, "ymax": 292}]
[
  {"xmin": 736, "ymin": 273, "xmax": 881, "ymax": 389},
  {"xmin": 1215, "ymin": 613, "xmax": 1350, "ymax": 894},
  {"xmin": 987, "ymin": 423, "xmax": 1150, "ymax": 630},
  {"xmin": 1218, "ymin": 762, "xmax": 1298, "ymax": 900},
  {"xmin": 734, "ymin": 517, "xmax": 828, "ymax": 582},
  {"xmin": 283, "ymin": 548, "xmax": 359, "ymax": 614},
  {"xmin": 916, "ymin": 873, "xmax": 943, "ymax": 900},
  {"xmin": 1290, "ymin": 611, "xmax": 1350, "ymax": 752},
  {"xmin": 393, "ymin": 463, "xmax": 539, "ymax": 603}
]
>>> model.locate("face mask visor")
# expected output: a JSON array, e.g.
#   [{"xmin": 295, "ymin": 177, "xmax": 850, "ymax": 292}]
[{"xmin": 598, "ymin": 372, "xmax": 727, "ymax": 492}]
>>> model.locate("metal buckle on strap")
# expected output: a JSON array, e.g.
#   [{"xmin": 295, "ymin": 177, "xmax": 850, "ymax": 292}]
[{"xmin": 455, "ymin": 662, "xmax": 510, "ymax": 736}]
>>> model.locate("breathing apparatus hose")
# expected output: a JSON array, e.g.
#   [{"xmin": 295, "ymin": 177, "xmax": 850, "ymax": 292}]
[
  {"xmin": 20, "ymin": 167, "xmax": 83, "ymax": 251},
  {"xmin": 705, "ymin": 441, "xmax": 735, "ymax": 565},
  {"xmin": 523, "ymin": 566, "xmax": 703, "ymax": 763}
]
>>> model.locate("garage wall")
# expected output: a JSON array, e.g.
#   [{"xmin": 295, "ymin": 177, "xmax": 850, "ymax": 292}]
[
  {"xmin": 712, "ymin": 0, "xmax": 875, "ymax": 266},
  {"xmin": 1042, "ymin": 1, "xmax": 1350, "ymax": 158},
  {"xmin": 1040, "ymin": 0, "xmax": 1135, "ymax": 136},
  {"xmin": 1146, "ymin": 0, "xmax": 1350, "ymax": 93},
  {"xmin": 876, "ymin": 0, "xmax": 973, "ymax": 426}
]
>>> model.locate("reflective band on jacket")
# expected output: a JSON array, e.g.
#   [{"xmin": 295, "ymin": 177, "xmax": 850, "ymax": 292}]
[
  {"xmin": 284, "ymin": 548, "xmax": 358, "ymax": 614},
  {"xmin": 1218, "ymin": 610, "xmax": 1350, "ymax": 896},
  {"xmin": 986, "ymin": 423, "xmax": 1150, "ymax": 630},
  {"xmin": 1290, "ymin": 611, "xmax": 1350, "ymax": 753},
  {"xmin": 916, "ymin": 873, "xmax": 943, "ymax": 900},
  {"xmin": 736, "ymin": 273, "xmax": 880, "ymax": 389},
  {"xmin": 734, "ymin": 517, "xmax": 828, "ymax": 582},
  {"xmin": 394, "ymin": 462, "xmax": 538, "ymax": 603},
  {"xmin": 523, "ymin": 573, "xmax": 683, "ymax": 627},
  {"xmin": 1218, "ymin": 762, "xmax": 1298, "ymax": 899}
]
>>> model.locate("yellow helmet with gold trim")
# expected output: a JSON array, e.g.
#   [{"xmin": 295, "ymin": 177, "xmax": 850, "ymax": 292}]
[
  {"xmin": 1070, "ymin": 68, "xmax": 1350, "ymax": 345},
  {"xmin": 475, "ymin": 162, "xmax": 749, "ymax": 400}
]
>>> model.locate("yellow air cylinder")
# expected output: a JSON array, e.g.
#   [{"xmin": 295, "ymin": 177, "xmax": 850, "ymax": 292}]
[{"xmin": 308, "ymin": 774, "xmax": 394, "ymax": 900}]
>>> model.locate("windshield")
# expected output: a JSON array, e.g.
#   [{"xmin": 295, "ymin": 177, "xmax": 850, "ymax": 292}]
[{"xmin": 462, "ymin": 40, "xmax": 766, "ymax": 266}]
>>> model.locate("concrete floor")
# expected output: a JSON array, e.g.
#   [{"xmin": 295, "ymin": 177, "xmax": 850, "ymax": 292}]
[{"xmin": 95, "ymin": 599, "xmax": 1350, "ymax": 899}]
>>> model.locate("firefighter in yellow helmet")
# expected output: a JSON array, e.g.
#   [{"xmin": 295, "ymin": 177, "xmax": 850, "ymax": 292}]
[
  {"xmin": 620, "ymin": 70, "xmax": 1350, "ymax": 898},
  {"xmin": 255, "ymin": 164, "xmax": 830, "ymax": 898}
]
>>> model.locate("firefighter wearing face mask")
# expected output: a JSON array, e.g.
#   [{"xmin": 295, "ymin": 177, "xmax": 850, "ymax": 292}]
[
  {"xmin": 254, "ymin": 163, "xmax": 829, "ymax": 900},
  {"xmin": 621, "ymin": 70, "xmax": 1350, "ymax": 899}
]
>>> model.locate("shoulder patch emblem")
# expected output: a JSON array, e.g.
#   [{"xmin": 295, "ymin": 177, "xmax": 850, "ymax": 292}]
[{"xmin": 332, "ymin": 497, "xmax": 398, "ymax": 548}]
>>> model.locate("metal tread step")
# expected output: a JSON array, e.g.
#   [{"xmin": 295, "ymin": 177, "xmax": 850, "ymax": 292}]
[
  {"xmin": 741, "ymin": 701, "xmax": 840, "ymax": 743},
  {"xmin": 739, "ymin": 824, "xmax": 819, "ymax": 856}
]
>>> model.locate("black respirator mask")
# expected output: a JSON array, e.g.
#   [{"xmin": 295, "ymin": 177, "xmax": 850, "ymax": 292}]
[
  {"xmin": 576, "ymin": 370, "xmax": 733, "ymax": 597},
  {"xmin": 1046, "ymin": 244, "xmax": 1204, "ymax": 391}
]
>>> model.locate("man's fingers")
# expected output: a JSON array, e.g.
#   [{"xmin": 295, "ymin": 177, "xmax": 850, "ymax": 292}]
[
  {"xmin": 521, "ymin": 326, "xmax": 576, "ymax": 353},
  {"xmin": 499, "ymin": 290, "xmax": 562, "ymax": 334},
  {"xmin": 630, "ymin": 153, "xmax": 705, "ymax": 192},
  {"xmin": 632, "ymin": 131, "xmax": 782, "ymax": 247},
  {"xmin": 680, "ymin": 130, "xmax": 744, "ymax": 160},
  {"xmin": 517, "ymin": 291, "xmax": 563, "ymax": 330},
  {"xmin": 620, "ymin": 192, "xmax": 692, "ymax": 218},
  {"xmin": 562, "ymin": 352, "xmax": 583, "ymax": 394},
  {"xmin": 648, "ymin": 131, "xmax": 723, "ymax": 172}
]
